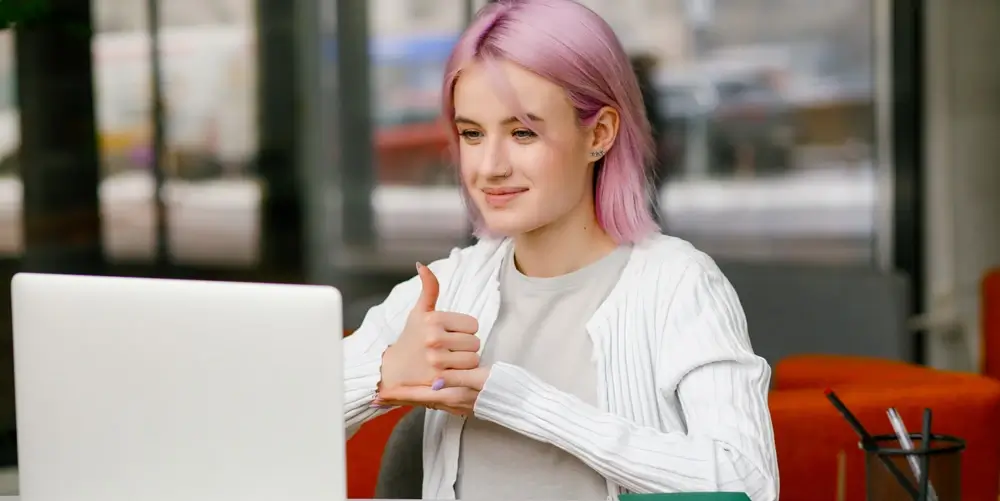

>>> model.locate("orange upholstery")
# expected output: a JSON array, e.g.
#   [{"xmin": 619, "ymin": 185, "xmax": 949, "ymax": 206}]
[
  {"xmin": 772, "ymin": 354, "xmax": 970, "ymax": 390},
  {"xmin": 342, "ymin": 328, "xmax": 411, "ymax": 498},
  {"xmin": 772, "ymin": 355, "xmax": 1000, "ymax": 501},
  {"xmin": 982, "ymin": 268, "xmax": 1000, "ymax": 380},
  {"xmin": 346, "ymin": 408, "xmax": 412, "ymax": 498}
]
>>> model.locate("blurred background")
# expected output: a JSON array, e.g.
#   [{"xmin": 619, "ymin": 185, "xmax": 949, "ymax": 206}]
[{"xmin": 0, "ymin": 0, "xmax": 998, "ymax": 497}]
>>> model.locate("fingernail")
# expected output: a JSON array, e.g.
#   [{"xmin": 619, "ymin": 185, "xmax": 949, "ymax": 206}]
[
  {"xmin": 432, "ymin": 378, "xmax": 445, "ymax": 391},
  {"xmin": 415, "ymin": 262, "xmax": 423, "ymax": 271}
]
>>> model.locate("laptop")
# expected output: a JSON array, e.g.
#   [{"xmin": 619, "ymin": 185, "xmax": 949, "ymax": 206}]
[{"xmin": 11, "ymin": 273, "xmax": 345, "ymax": 501}]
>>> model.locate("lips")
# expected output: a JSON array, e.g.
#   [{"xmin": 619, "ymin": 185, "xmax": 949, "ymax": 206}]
[
  {"xmin": 482, "ymin": 187, "xmax": 528, "ymax": 207},
  {"xmin": 482, "ymin": 187, "xmax": 528, "ymax": 196}
]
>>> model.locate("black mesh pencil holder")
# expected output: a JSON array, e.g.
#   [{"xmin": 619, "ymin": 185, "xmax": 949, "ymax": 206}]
[{"xmin": 862, "ymin": 433, "xmax": 965, "ymax": 501}]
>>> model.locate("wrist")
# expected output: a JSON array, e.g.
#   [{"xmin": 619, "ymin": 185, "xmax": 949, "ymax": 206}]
[{"xmin": 373, "ymin": 345, "xmax": 394, "ymax": 408}]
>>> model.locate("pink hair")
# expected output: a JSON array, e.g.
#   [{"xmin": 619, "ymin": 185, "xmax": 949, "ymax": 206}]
[{"xmin": 442, "ymin": 0, "xmax": 659, "ymax": 244}]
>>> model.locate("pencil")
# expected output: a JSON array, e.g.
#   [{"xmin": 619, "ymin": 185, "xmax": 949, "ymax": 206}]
[
  {"xmin": 919, "ymin": 408, "xmax": 933, "ymax": 501},
  {"xmin": 835, "ymin": 450, "xmax": 846, "ymax": 501},
  {"xmin": 825, "ymin": 388, "xmax": 920, "ymax": 500}
]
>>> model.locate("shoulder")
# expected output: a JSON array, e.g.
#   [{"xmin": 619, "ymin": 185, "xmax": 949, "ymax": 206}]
[
  {"xmin": 629, "ymin": 234, "xmax": 730, "ymax": 292},
  {"xmin": 626, "ymin": 234, "xmax": 745, "ymax": 327}
]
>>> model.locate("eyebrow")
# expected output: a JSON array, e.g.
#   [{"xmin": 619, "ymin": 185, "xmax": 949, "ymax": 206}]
[{"xmin": 454, "ymin": 114, "xmax": 544, "ymax": 127}]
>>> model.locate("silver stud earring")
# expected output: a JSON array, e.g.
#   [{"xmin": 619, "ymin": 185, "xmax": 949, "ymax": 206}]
[{"xmin": 591, "ymin": 149, "xmax": 605, "ymax": 158}]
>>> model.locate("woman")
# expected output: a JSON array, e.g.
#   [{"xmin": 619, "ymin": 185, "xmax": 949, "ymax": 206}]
[{"xmin": 344, "ymin": 1, "xmax": 778, "ymax": 500}]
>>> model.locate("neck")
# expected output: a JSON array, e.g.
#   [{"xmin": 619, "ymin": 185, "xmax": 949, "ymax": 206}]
[{"xmin": 512, "ymin": 199, "xmax": 619, "ymax": 278}]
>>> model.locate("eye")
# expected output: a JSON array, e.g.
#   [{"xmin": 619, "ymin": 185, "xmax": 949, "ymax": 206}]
[
  {"xmin": 512, "ymin": 129, "xmax": 537, "ymax": 141},
  {"xmin": 459, "ymin": 130, "xmax": 484, "ymax": 142}
]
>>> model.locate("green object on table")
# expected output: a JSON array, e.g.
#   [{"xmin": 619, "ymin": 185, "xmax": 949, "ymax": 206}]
[{"xmin": 619, "ymin": 493, "xmax": 751, "ymax": 501}]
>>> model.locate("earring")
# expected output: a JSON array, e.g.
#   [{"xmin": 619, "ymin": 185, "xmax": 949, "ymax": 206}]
[{"xmin": 591, "ymin": 149, "xmax": 605, "ymax": 158}]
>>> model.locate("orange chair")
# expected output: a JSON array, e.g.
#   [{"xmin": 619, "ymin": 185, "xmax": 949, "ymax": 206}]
[
  {"xmin": 342, "ymin": 328, "xmax": 414, "ymax": 498},
  {"xmin": 346, "ymin": 408, "xmax": 412, "ymax": 499},
  {"xmin": 772, "ymin": 355, "xmax": 1000, "ymax": 501}
]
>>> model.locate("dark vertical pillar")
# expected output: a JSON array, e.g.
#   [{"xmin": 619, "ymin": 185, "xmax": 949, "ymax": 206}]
[
  {"xmin": 15, "ymin": 0, "xmax": 104, "ymax": 275},
  {"xmin": 147, "ymin": 0, "xmax": 169, "ymax": 268},
  {"xmin": 891, "ymin": 0, "xmax": 925, "ymax": 363},
  {"xmin": 256, "ymin": 0, "xmax": 303, "ymax": 277},
  {"xmin": 336, "ymin": 0, "xmax": 375, "ymax": 248},
  {"xmin": 5, "ymin": 0, "xmax": 103, "ymax": 464},
  {"xmin": 295, "ymin": 0, "xmax": 341, "ymax": 285}
]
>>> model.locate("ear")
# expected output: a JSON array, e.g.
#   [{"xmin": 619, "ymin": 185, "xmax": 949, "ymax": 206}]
[{"xmin": 587, "ymin": 106, "xmax": 620, "ymax": 162}]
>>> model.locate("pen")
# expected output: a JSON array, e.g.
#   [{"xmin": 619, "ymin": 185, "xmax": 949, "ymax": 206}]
[
  {"xmin": 888, "ymin": 408, "xmax": 938, "ymax": 501},
  {"xmin": 825, "ymin": 388, "xmax": 920, "ymax": 500},
  {"xmin": 920, "ymin": 408, "xmax": 933, "ymax": 501}
]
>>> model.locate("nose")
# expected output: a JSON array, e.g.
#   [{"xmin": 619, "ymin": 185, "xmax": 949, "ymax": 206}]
[{"xmin": 478, "ymin": 137, "xmax": 510, "ymax": 179}]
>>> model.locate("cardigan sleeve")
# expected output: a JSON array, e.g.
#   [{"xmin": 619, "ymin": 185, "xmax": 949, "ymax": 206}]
[{"xmin": 471, "ymin": 261, "xmax": 779, "ymax": 501}]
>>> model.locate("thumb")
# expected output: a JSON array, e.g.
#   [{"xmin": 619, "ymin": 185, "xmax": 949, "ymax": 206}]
[
  {"xmin": 413, "ymin": 262, "xmax": 440, "ymax": 312},
  {"xmin": 378, "ymin": 384, "xmax": 440, "ymax": 404}
]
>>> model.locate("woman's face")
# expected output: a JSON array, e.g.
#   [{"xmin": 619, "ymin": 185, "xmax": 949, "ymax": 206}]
[{"xmin": 452, "ymin": 60, "xmax": 618, "ymax": 237}]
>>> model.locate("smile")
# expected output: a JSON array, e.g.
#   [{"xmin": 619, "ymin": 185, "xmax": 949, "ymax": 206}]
[{"xmin": 482, "ymin": 187, "xmax": 528, "ymax": 207}]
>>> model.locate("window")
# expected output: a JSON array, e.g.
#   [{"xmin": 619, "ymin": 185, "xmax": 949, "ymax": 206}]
[{"xmin": 407, "ymin": 0, "xmax": 436, "ymax": 21}]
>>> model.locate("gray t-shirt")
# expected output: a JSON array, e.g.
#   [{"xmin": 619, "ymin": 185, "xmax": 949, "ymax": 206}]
[{"xmin": 455, "ymin": 245, "xmax": 632, "ymax": 500}]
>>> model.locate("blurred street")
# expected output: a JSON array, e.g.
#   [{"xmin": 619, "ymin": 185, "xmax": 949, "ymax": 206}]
[{"xmin": 0, "ymin": 166, "xmax": 875, "ymax": 266}]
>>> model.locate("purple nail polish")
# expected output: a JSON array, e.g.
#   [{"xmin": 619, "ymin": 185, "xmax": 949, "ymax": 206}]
[{"xmin": 432, "ymin": 378, "xmax": 445, "ymax": 391}]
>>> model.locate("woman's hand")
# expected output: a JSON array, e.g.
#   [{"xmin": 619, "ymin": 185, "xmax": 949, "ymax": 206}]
[
  {"xmin": 379, "ymin": 366, "xmax": 491, "ymax": 416},
  {"xmin": 377, "ymin": 263, "xmax": 482, "ymax": 406}
]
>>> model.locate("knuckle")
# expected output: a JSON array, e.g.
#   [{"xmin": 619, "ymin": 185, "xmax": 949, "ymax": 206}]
[
  {"xmin": 424, "ymin": 331, "xmax": 445, "ymax": 349},
  {"xmin": 426, "ymin": 351, "xmax": 445, "ymax": 369}
]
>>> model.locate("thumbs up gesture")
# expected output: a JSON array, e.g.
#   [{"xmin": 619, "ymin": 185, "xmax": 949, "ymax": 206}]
[{"xmin": 377, "ymin": 263, "xmax": 488, "ymax": 415}]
